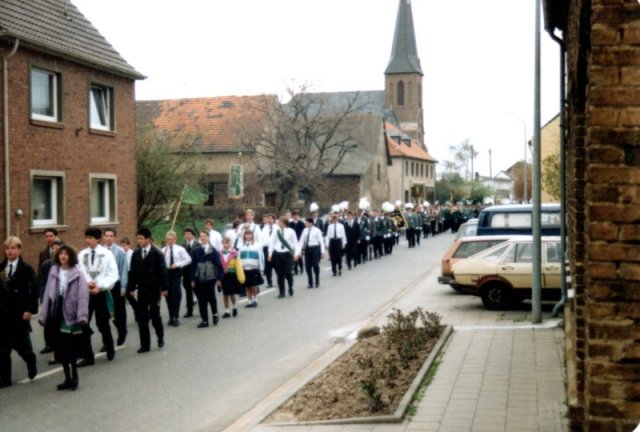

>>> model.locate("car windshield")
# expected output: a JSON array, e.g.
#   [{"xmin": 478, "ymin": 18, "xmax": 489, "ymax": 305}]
[{"xmin": 483, "ymin": 243, "xmax": 510, "ymax": 264}]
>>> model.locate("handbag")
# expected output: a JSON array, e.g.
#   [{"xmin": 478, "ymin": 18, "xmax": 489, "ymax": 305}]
[{"xmin": 197, "ymin": 261, "xmax": 216, "ymax": 282}]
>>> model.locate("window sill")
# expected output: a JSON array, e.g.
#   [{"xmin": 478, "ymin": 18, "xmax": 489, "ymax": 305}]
[
  {"xmin": 30, "ymin": 119, "xmax": 64, "ymax": 129},
  {"xmin": 89, "ymin": 128, "xmax": 116, "ymax": 137},
  {"xmin": 89, "ymin": 221, "xmax": 120, "ymax": 228},
  {"xmin": 29, "ymin": 225, "xmax": 69, "ymax": 234}
]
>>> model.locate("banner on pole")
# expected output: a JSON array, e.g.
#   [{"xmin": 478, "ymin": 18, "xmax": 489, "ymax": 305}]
[{"xmin": 228, "ymin": 164, "xmax": 244, "ymax": 199}]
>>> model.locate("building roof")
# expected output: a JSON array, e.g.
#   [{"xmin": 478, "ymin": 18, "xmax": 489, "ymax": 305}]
[
  {"xmin": 385, "ymin": 0, "xmax": 423, "ymax": 76},
  {"xmin": 136, "ymin": 95, "xmax": 277, "ymax": 153},
  {"xmin": 385, "ymin": 122, "xmax": 437, "ymax": 162},
  {"xmin": 0, "ymin": 0, "xmax": 144, "ymax": 79}
]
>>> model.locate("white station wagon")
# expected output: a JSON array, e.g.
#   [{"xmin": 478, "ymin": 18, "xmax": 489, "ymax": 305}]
[{"xmin": 451, "ymin": 236, "xmax": 563, "ymax": 310}]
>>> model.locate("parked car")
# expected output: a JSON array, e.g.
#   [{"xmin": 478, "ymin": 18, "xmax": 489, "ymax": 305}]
[
  {"xmin": 450, "ymin": 236, "xmax": 563, "ymax": 310},
  {"xmin": 438, "ymin": 235, "xmax": 521, "ymax": 291},
  {"xmin": 454, "ymin": 218, "xmax": 478, "ymax": 241},
  {"xmin": 476, "ymin": 203, "xmax": 561, "ymax": 236}
]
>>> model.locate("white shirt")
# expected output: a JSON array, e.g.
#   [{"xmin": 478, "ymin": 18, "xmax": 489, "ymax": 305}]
[
  {"xmin": 161, "ymin": 244, "xmax": 192, "ymax": 269},
  {"xmin": 77, "ymin": 244, "xmax": 119, "ymax": 291},
  {"xmin": 238, "ymin": 222, "xmax": 263, "ymax": 248},
  {"xmin": 208, "ymin": 229, "xmax": 223, "ymax": 252},
  {"xmin": 260, "ymin": 223, "xmax": 275, "ymax": 248},
  {"xmin": 325, "ymin": 222, "xmax": 347, "ymax": 248},
  {"xmin": 300, "ymin": 226, "xmax": 326, "ymax": 254},
  {"xmin": 59, "ymin": 268, "xmax": 69, "ymax": 296},
  {"xmin": 6, "ymin": 259, "xmax": 18, "ymax": 278},
  {"xmin": 268, "ymin": 226, "xmax": 301, "ymax": 257}
]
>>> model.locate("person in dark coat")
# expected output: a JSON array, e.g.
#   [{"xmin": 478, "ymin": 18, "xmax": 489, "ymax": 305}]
[
  {"xmin": 343, "ymin": 211, "xmax": 361, "ymax": 270},
  {"xmin": 128, "ymin": 228, "xmax": 168, "ymax": 353},
  {"xmin": 191, "ymin": 231, "xmax": 223, "ymax": 327},
  {"xmin": 39, "ymin": 245, "xmax": 89, "ymax": 390},
  {"xmin": 181, "ymin": 228, "xmax": 198, "ymax": 318},
  {"xmin": 0, "ymin": 236, "xmax": 38, "ymax": 388}
]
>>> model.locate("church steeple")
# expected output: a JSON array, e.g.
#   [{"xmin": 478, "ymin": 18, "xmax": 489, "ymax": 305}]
[
  {"xmin": 384, "ymin": 0, "xmax": 425, "ymax": 145},
  {"xmin": 385, "ymin": 0, "xmax": 423, "ymax": 76}
]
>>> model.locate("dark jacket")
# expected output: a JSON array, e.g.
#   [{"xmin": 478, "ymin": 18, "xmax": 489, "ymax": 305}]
[
  {"xmin": 190, "ymin": 245, "xmax": 223, "ymax": 282},
  {"xmin": 289, "ymin": 219, "xmax": 305, "ymax": 239},
  {"xmin": 182, "ymin": 240, "xmax": 198, "ymax": 280},
  {"xmin": 128, "ymin": 246, "xmax": 168, "ymax": 297},
  {"xmin": 0, "ymin": 258, "xmax": 38, "ymax": 323},
  {"xmin": 344, "ymin": 219, "xmax": 361, "ymax": 245}
]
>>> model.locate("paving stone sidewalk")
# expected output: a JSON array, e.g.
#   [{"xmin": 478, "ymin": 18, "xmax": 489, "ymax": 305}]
[{"xmin": 250, "ymin": 324, "xmax": 567, "ymax": 432}]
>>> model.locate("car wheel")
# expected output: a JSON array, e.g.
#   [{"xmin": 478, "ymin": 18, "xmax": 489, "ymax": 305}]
[{"xmin": 480, "ymin": 282, "xmax": 512, "ymax": 310}]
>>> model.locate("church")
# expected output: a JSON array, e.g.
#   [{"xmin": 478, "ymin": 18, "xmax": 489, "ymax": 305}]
[{"xmin": 136, "ymin": 0, "xmax": 437, "ymax": 215}]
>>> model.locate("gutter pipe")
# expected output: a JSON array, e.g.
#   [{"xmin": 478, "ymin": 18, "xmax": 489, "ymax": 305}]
[{"xmin": 2, "ymin": 37, "xmax": 19, "ymax": 239}]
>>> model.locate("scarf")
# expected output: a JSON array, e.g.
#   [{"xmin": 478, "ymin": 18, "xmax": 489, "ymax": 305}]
[{"xmin": 220, "ymin": 249, "xmax": 238, "ymax": 274}]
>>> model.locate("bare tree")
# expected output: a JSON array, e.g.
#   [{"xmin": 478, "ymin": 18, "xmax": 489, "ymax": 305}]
[
  {"xmin": 238, "ymin": 85, "xmax": 370, "ymax": 213},
  {"xmin": 136, "ymin": 126, "xmax": 206, "ymax": 228},
  {"xmin": 442, "ymin": 139, "xmax": 479, "ymax": 181}
]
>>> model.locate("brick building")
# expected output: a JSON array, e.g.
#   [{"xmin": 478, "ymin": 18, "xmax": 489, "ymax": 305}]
[
  {"xmin": 0, "ymin": 0, "xmax": 143, "ymax": 265},
  {"xmin": 544, "ymin": 1, "xmax": 640, "ymax": 431}
]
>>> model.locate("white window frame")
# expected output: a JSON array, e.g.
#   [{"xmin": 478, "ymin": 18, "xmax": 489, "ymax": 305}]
[
  {"xmin": 31, "ymin": 171, "xmax": 64, "ymax": 227},
  {"xmin": 89, "ymin": 84, "xmax": 114, "ymax": 131},
  {"xmin": 30, "ymin": 67, "xmax": 60, "ymax": 122},
  {"xmin": 89, "ymin": 174, "xmax": 117, "ymax": 224}
]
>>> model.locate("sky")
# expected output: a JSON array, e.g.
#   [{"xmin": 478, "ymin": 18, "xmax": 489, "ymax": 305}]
[{"xmin": 72, "ymin": 0, "xmax": 562, "ymax": 177}]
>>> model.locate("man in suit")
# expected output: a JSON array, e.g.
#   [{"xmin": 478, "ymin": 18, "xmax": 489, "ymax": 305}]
[
  {"xmin": 161, "ymin": 231, "xmax": 191, "ymax": 327},
  {"xmin": 260, "ymin": 214, "xmax": 276, "ymax": 288},
  {"xmin": 0, "ymin": 236, "xmax": 38, "ymax": 388},
  {"xmin": 128, "ymin": 228, "xmax": 168, "ymax": 353},
  {"xmin": 102, "ymin": 228, "xmax": 128, "ymax": 346},
  {"xmin": 344, "ymin": 211, "xmax": 361, "ymax": 270},
  {"xmin": 356, "ymin": 209, "xmax": 370, "ymax": 264},
  {"xmin": 181, "ymin": 228, "xmax": 199, "ymax": 318},
  {"xmin": 289, "ymin": 210, "xmax": 305, "ymax": 275}
]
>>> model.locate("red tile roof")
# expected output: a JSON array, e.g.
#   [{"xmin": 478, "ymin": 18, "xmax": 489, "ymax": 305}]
[
  {"xmin": 136, "ymin": 95, "xmax": 276, "ymax": 153},
  {"xmin": 384, "ymin": 122, "xmax": 438, "ymax": 162}
]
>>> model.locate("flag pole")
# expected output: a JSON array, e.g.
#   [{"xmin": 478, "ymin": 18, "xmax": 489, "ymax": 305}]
[{"xmin": 170, "ymin": 184, "xmax": 188, "ymax": 232}]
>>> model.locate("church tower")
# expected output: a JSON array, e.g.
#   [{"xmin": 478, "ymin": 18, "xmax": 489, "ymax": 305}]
[{"xmin": 385, "ymin": 0, "xmax": 425, "ymax": 145}]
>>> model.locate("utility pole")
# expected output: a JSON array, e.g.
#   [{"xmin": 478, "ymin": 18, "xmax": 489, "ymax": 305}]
[{"xmin": 532, "ymin": 0, "xmax": 542, "ymax": 324}]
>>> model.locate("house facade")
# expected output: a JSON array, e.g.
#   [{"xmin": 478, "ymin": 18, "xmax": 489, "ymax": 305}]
[{"xmin": 0, "ymin": 0, "xmax": 143, "ymax": 264}]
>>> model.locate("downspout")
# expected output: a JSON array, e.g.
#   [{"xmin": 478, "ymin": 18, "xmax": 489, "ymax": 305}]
[
  {"xmin": 2, "ymin": 37, "xmax": 19, "ymax": 239},
  {"xmin": 549, "ymin": 31, "xmax": 567, "ymax": 318}
]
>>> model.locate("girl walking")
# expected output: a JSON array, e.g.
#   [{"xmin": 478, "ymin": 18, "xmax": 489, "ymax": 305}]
[
  {"xmin": 219, "ymin": 237, "xmax": 245, "ymax": 318},
  {"xmin": 238, "ymin": 229, "xmax": 264, "ymax": 308}
]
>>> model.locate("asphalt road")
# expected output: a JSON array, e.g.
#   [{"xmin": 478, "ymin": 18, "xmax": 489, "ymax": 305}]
[{"xmin": 0, "ymin": 231, "xmax": 463, "ymax": 432}]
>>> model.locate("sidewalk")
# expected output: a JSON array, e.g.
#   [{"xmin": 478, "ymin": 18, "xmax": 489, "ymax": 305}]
[{"xmin": 249, "ymin": 323, "xmax": 567, "ymax": 432}]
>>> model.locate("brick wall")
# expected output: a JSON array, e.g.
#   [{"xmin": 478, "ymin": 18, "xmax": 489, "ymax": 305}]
[
  {"xmin": 0, "ymin": 43, "xmax": 137, "ymax": 267},
  {"xmin": 564, "ymin": 1, "xmax": 640, "ymax": 431}
]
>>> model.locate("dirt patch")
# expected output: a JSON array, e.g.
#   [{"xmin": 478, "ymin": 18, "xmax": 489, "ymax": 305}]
[{"xmin": 266, "ymin": 309, "xmax": 444, "ymax": 423}]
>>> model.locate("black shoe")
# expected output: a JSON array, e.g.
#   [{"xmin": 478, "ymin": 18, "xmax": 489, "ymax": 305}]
[
  {"xmin": 173, "ymin": 319, "xmax": 180, "ymax": 327},
  {"xmin": 244, "ymin": 303, "xmax": 253, "ymax": 308},
  {"xmin": 48, "ymin": 359, "xmax": 59, "ymax": 366},
  {"xmin": 117, "ymin": 332, "xmax": 127, "ymax": 346},
  {"xmin": 27, "ymin": 360, "xmax": 37, "ymax": 380},
  {"xmin": 232, "ymin": 309, "xmax": 238, "ymax": 317},
  {"xmin": 307, "ymin": 285, "xmax": 313, "ymax": 289},
  {"xmin": 57, "ymin": 380, "xmax": 73, "ymax": 391},
  {"xmin": 40, "ymin": 346, "xmax": 54, "ymax": 354},
  {"xmin": 315, "ymin": 283, "xmax": 320, "ymax": 288},
  {"xmin": 184, "ymin": 312, "xmax": 193, "ymax": 318},
  {"xmin": 197, "ymin": 321, "xmax": 209, "ymax": 328},
  {"xmin": 222, "ymin": 312, "xmax": 231, "ymax": 318},
  {"xmin": 267, "ymin": 283, "xmax": 273, "ymax": 288},
  {"xmin": 338, "ymin": 270, "xmax": 342, "ymax": 276},
  {"xmin": 277, "ymin": 294, "xmax": 285, "ymax": 299},
  {"xmin": 137, "ymin": 347, "xmax": 150, "ymax": 354},
  {"xmin": 106, "ymin": 347, "xmax": 115, "ymax": 361},
  {"xmin": 167, "ymin": 318, "xmax": 175, "ymax": 326},
  {"xmin": 158, "ymin": 337, "xmax": 164, "ymax": 349},
  {"xmin": 213, "ymin": 315, "xmax": 219, "ymax": 325},
  {"xmin": 288, "ymin": 289, "xmax": 294, "ymax": 297},
  {"xmin": 77, "ymin": 358, "xmax": 95, "ymax": 368},
  {"xmin": 332, "ymin": 273, "xmax": 336, "ymax": 277}
]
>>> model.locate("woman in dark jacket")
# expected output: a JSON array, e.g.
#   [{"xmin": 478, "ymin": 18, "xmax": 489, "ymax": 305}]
[
  {"xmin": 191, "ymin": 231, "xmax": 223, "ymax": 328},
  {"xmin": 39, "ymin": 245, "xmax": 89, "ymax": 390}
]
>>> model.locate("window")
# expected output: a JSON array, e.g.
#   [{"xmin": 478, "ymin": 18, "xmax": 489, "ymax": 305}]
[
  {"xmin": 405, "ymin": 161, "xmax": 409, "ymax": 174},
  {"xmin": 397, "ymin": 81, "xmax": 405, "ymax": 106},
  {"xmin": 90, "ymin": 176, "xmax": 116, "ymax": 224},
  {"xmin": 377, "ymin": 163, "xmax": 381, "ymax": 181},
  {"xmin": 89, "ymin": 84, "xmax": 114, "ymax": 131},
  {"xmin": 264, "ymin": 192, "xmax": 277, "ymax": 207},
  {"xmin": 31, "ymin": 67, "xmax": 61, "ymax": 122},
  {"xmin": 31, "ymin": 172, "xmax": 64, "ymax": 227}
]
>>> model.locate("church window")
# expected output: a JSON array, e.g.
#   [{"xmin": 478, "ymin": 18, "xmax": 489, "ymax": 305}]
[{"xmin": 397, "ymin": 81, "xmax": 405, "ymax": 106}]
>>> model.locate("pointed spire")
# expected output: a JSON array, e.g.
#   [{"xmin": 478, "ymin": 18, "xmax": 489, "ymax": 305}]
[{"xmin": 385, "ymin": 0, "xmax": 423, "ymax": 76}]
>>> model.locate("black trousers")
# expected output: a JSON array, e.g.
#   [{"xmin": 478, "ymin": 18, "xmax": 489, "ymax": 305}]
[
  {"xmin": 372, "ymin": 236, "xmax": 384, "ymax": 258},
  {"xmin": 346, "ymin": 241, "xmax": 358, "ymax": 268},
  {"xmin": 262, "ymin": 246, "xmax": 273, "ymax": 285},
  {"xmin": 0, "ymin": 319, "xmax": 35, "ymax": 383},
  {"xmin": 328, "ymin": 239, "xmax": 342, "ymax": 275},
  {"xmin": 415, "ymin": 228, "xmax": 422, "ymax": 245},
  {"xmin": 111, "ymin": 282, "xmax": 127, "ymax": 339},
  {"xmin": 294, "ymin": 254, "xmax": 304, "ymax": 275},
  {"xmin": 182, "ymin": 273, "xmax": 196, "ymax": 315},
  {"xmin": 304, "ymin": 246, "xmax": 321, "ymax": 286},
  {"xmin": 136, "ymin": 293, "xmax": 164, "ymax": 350},
  {"xmin": 384, "ymin": 236, "xmax": 394, "ymax": 255},
  {"xmin": 357, "ymin": 239, "xmax": 369, "ymax": 263},
  {"xmin": 166, "ymin": 271, "xmax": 182, "ymax": 320},
  {"xmin": 81, "ymin": 291, "xmax": 114, "ymax": 360},
  {"xmin": 272, "ymin": 251, "xmax": 293, "ymax": 296},
  {"xmin": 406, "ymin": 228, "xmax": 416, "ymax": 248},
  {"xmin": 194, "ymin": 280, "xmax": 217, "ymax": 321}
]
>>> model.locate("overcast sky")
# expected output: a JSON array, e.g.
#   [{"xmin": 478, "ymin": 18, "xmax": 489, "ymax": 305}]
[{"xmin": 73, "ymin": 0, "xmax": 562, "ymax": 177}]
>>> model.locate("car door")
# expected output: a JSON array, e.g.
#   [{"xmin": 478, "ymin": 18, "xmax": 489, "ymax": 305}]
[
  {"xmin": 497, "ymin": 241, "xmax": 533, "ymax": 288},
  {"xmin": 543, "ymin": 241, "xmax": 562, "ymax": 289}
]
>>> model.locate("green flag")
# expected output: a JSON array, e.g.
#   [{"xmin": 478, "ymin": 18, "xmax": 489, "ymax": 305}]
[{"xmin": 182, "ymin": 185, "xmax": 208, "ymax": 205}]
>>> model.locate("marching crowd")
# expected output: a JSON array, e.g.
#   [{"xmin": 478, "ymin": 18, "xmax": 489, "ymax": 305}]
[{"xmin": 0, "ymin": 198, "xmax": 475, "ymax": 392}]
